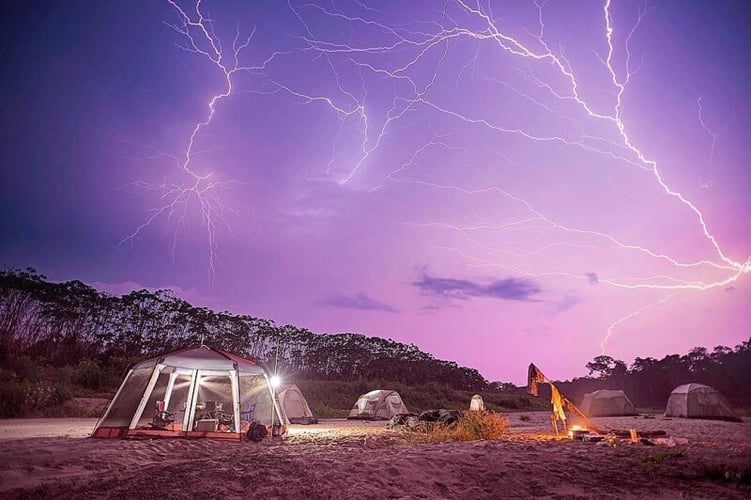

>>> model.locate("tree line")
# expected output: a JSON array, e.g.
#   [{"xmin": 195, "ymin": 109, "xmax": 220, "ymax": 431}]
[
  {"xmin": 0, "ymin": 269, "xmax": 487, "ymax": 390},
  {"xmin": 553, "ymin": 342, "xmax": 751, "ymax": 408},
  {"xmin": 1, "ymin": 268, "xmax": 748, "ymax": 408}
]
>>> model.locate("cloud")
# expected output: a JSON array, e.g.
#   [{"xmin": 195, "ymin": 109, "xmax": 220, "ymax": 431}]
[
  {"xmin": 413, "ymin": 273, "xmax": 541, "ymax": 301},
  {"xmin": 585, "ymin": 272, "xmax": 599, "ymax": 284},
  {"xmin": 545, "ymin": 290, "xmax": 584, "ymax": 314},
  {"xmin": 318, "ymin": 291, "xmax": 397, "ymax": 312}
]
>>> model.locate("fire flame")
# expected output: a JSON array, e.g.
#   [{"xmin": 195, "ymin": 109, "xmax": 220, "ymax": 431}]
[{"xmin": 568, "ymin": 424, "xmax": 587, "ymax": 439}]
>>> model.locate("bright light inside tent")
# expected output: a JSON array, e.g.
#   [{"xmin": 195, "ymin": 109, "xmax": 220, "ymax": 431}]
[{"xmin": 270, "ymin": 375, "xmax": 281, "ymax": 388}]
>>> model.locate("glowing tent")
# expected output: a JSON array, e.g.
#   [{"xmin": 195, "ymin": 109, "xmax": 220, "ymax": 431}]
[
  {"xmin": 347, "ymin": 390, "xmax": 409, "ymax": 420},
  {"xmin": 93, "ymin": 346, "xmax": 284, "ymax": 439},
  {"xmin": 277, "ymin": 384, "xmax": 317, "ymax": 424},
  {"xmin": 664, "ymin": 383, "xmax": 740, "ymax": 421},
  {"xmin": 580, "ymin": 389, "xmax": 637, "ymax": 417}
]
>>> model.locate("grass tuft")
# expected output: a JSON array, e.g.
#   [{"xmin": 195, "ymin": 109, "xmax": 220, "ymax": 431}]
[{"xmin": 404, "ymin": 410, "xmax": 510, "ymax": 443}]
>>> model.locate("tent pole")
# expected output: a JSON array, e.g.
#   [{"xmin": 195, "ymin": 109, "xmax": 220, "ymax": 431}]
[
  {"xmin": 184, "ymin": 369, "xmax": 202, "ymax": 432},
  {"xmin": 163, "ymin": 370, "xmax": 178, "ymax": 411},
  {"xmin": 129, "ymin": 364, "xmax": 164, "ymax": 429},
  {"xmin": 229, "ymin": 367, "xmax": 240, "ymax": 436}
]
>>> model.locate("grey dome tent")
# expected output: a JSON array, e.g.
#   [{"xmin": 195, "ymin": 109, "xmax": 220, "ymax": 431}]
[
  {"xmin": 277, "ymin": 384, "xmax": 317, "ymax": 424},
  {"xmin": 580, "ymin": 389, "xmax": 637, "ymax": 417},
  {"xmin": 347, "ymin": 390, "xmax": 409, "ymax": 420},
  {"xmin": 664, "ymin": 383, "xmax": 740, "ymax": 421},
  {"xmin": 93, "ymin": 346, "xmax": 284, "ymax": 439}
]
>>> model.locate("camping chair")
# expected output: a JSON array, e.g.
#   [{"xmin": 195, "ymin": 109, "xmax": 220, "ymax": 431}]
[
  {"xmin": 151, "ymin": 400, "xmax": 175, "ymax": 430},
  {"xmin": 239, "ymin": 403, "xmax": 256, "ymax": 433},
  {"xmin": 241, "ymin": 402, "xmax": 256, "ymax": 422}
]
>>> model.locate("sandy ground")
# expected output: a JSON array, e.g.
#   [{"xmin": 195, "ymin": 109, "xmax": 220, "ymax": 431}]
[{"xmin": 0, "ymin": 412, "xmax": 749, "ymax": 499}]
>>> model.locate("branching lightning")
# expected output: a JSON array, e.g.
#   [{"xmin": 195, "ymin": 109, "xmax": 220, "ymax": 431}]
[
  {"xmin": 697, "ymin": 97, "xmax": 719, "ymax": 162},
  {"xmin": 121, "ymin": 0, "xmax": 296, "ymax": 277},
  {"xmin": 280, "ymin": 0, "xmax": 749, "ymax": 353},
  {"xmin": 600, "ymin": 294, "xmax": 674, "ymax": 354},
  {"xmin": 125, "ymin": 1, "xmax": 747, "ymax": 357}
]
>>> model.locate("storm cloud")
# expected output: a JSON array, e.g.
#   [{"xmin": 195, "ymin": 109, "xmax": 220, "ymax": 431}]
[{"xmin": 413, "ymin": 273, "xmax": 541, "ymax": 302}]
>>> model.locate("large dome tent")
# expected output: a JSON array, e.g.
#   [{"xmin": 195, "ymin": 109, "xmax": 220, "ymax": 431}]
[
  {"xmin": 580, "ymin": 390, "xmax": 637, "ymax": 417},
  {"xmin": 664, "ymin": 383, "xmax": 740, "ymax": 422},
  {"xmin": 93, "ymin": 346, "xmax": 284, "ymax": 439}
]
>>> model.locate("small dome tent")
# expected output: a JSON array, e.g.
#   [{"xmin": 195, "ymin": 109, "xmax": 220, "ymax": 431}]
[
  {"xmin": 347, "ymin": 390, "xmax": 409, "ymax": 420},
  {"xmin": 93, "ymin": 346, "xmax": 284, "ymax": 439},
  {"xmin": 664, "ymin": 383, "xmax": 740, "ymax": 422},
  {"xmin": 580, "ymin": 390, "xmax": 637, "ymax": 417},
  {"xmin": 469, "ymin": 394, "xmax": 485, "ymax": 411},
  {"xmin": 277, "ymin": 384, "xmax": 317, "ymax": 424}
]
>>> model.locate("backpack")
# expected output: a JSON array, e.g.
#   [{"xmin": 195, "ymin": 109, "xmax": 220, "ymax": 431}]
[{"xmin": 246, "ymin": 421, "xmax": 268, "ymax": 442}]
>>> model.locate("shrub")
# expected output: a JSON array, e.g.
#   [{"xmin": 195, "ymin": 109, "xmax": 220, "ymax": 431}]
[
  {"xmin": 11, "ymin": 355, "xmax": 40, "ymax": 381},
  {"xmin": 0, "ymin": 381, "xmax": 27, "ymax": 417},
  {"xmin": 72, "ymin": 359, "xmax": 105, "ymax": 390},
  {"xmin": 634, "ymin": 448, "xmax": 685, "ymax": 465},
  {"xmin": 696, "ymin": 463, "xmax": 751, "ymax": 484},
  {"xmin": 409, "ymin": 411, "xmax": 510, "ymax": 443},
  {"xmin": 24, "ymin": 381, "xmax": 73, "ymax": 410}
]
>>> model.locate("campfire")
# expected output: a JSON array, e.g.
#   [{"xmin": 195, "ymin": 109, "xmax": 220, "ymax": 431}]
[{"xmin": 568, "ymin": 424, "xmax": 588, "ymax": 440}]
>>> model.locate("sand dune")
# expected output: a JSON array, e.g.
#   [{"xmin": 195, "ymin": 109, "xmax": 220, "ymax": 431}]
[{"xmin": 0, "ymin": 412, "xmax": 749, "ymax": 499}]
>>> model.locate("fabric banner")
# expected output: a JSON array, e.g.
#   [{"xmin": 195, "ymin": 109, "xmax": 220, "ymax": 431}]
[{"xmin": 527, "ymin": 363, "xmax": 545, "ymax": 397}]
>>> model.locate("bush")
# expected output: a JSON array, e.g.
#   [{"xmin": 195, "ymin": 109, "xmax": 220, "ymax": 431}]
[
  {"xmin": 10, "ymin": 355, "xmax": 40, "ymax": 381},
  {"xmin": 696, "ymin": 463, "xmax": 751, "ymax": 484},
  {"xmin": 0, "ymin": 379, "xmax": 73, "ymax": 417},
  {"xmin": 0, "ymin": 381, "xmax": 27, "ymax": 417},
  {"xmin": 24, "ymin": 381, "xmax": 73, "ymax": 410},
  {"xmin": 72, "ymin": 359, "xmax": 105, "ymax": 390},
  {"xmin": 409, "ymin": 411, "xmax": 510, "ymax": 443}
]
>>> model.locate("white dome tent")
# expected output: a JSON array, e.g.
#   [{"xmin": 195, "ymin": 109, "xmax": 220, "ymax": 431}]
[
  {"xmin": 93, "ymin": 346, "xmax": 284, "ymax": 440},
  {"xmin": 347, "ymin": 390, "xmax": 409, "ymax": 420},
  {"xmin": 277, "ymin": 384, "xmax": 317, "ymax": 424}
]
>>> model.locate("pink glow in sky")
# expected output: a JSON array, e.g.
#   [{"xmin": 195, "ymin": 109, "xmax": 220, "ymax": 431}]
[{"xmin": 1, "ymin": 0, "xmax": 749, "ymax": 384}]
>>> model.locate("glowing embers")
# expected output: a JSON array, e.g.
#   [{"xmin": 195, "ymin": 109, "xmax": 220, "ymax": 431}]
[{"xmin": 568, "ymin": 424, "xmax": 588, "ymax": 440}]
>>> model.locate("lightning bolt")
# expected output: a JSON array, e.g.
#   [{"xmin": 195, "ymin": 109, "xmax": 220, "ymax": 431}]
[
  {"xmin": 600, "ymin": 294, "xmax": 674, "ymax": 354},
  {"xmin": 121, "ymin": 2, "xmax": 747, "ymax": 358},
  {"xmin": 120, "ymin": 0, "xmax": 295, "ymax": 277},
  {"xmin": 697, "ymin": 97, "xmax": 719, "ymax": 162},
  {"xmin": 283, "ymin": 0, "xmax": 749, "ymax": 353}
]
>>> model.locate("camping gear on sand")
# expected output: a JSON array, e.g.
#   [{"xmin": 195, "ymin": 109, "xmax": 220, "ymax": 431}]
[
  {"xmin": 246, "ymin": 421, "xmax": 268, "ymax": 442},
  {"xmin": 347, "ymin": 390, "xmax": 410, "ymax": 420},
  {"xmin": 386, "ymin": 409, "xmax": 461, "ymax": 430},
  {"xmin": 664, "ymin": 383, "xmax": 740, "ymax": 422},
  {"xmin": 93, "ymin": 345, "xmax": 284, "ymax": 440},
  {"xmin": 419, "ymin": 409, "xmax": 461, "ymax": 425},
  {"xmin": 580, "ymin": 389, "xmax": 638, "ymax": 417}
]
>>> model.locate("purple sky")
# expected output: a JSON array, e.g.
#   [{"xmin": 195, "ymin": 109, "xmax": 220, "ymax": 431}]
[{"xmin": 2, "ymin": 0, "xmax": 749, "ymax": 384}]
